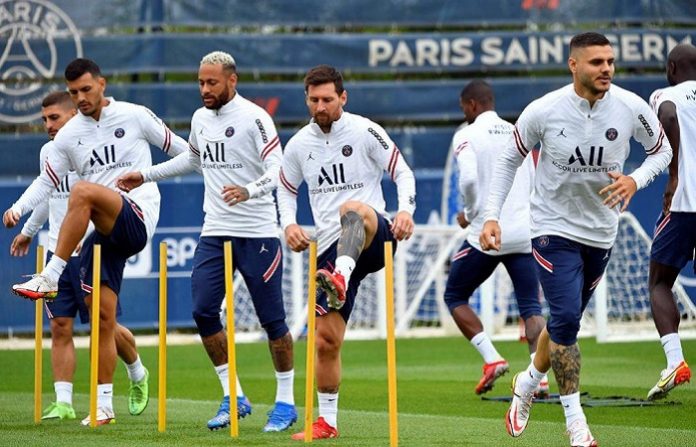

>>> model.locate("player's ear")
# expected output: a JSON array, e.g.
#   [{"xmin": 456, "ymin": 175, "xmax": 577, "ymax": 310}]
[
  {"xmin": 568, "ymin": 56, "xmax": 577, "ymax": 75},
  {"xmin": 340, "ymin": 90, "xmax": 347, "ymax": 107}
]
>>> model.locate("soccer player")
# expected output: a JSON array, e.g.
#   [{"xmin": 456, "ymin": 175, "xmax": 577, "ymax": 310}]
[
  {"xmin": 10, "ymin": 91, "xmax": 151, "ymax": 421},
  {"xmin": 445, "ymin": 80, "xmax": 547, "ymax": 396},
  {"xmin": 116, "ymin": 51, "xmax": 297, "ymax": 432},
  {"xmin": 480, "ymin": 32, "xmax": 672, "ymax": 446},
  {"xmin": 646, "ymin": 43, "xmax": 696, "ymax": 400},
  {"xmin": 277, "ymin": 65, "xmax": 416, "ymax": 440},
  {"xmin": 3, "ymin": 58, "xmax": 188, "ymax": 425}
]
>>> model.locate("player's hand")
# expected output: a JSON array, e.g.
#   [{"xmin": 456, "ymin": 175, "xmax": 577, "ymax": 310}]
[
  {"xmin": 284, "ymin": 224, "xmax": 311, "ymax": 252},
  {"xmin": 456, "ymin": 211, "xmax": 470, "ymax": 229},
  {"xmin": 391, "ymin": 211, "xmax": 414, "ymax": 241},
  {"xmin": 3, "ymin": 208, "xmax": 20, "ymax": 228},
  {"xmin": 479, "ymin": 220, "xmax": 501, "ymax": 251},
  {"xmin": 662, "ymin": 176, "xmax": 677, "ymax": 215},
  {"xmin": 116, "ymin": 172, "xmax": 144, "ymax": 192},
  {"xmin": 599, "ymin": 171, "xmax": 637, "ymax": 212},
  {"xmin": 10, "ymin": 234, "xmax": 32, "ymax": 256},
  {"xmin": 221, "ymin": 185, "xmax": 249, "ymax": 206}
]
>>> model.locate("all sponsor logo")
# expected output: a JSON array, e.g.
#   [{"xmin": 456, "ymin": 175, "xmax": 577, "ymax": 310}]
[{"xmin": 0, "ymin": 0, "xmax": 83, "ymax": 123}]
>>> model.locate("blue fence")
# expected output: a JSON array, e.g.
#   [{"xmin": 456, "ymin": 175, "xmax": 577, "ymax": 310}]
[{"xmin": 26, "ymin": 1, "xmax": 696, "ymax": 29}]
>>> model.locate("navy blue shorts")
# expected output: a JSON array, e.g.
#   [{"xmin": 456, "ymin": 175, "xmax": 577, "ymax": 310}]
[
  {"xmin": 532, "ymin": 235, "xmax": 611, "ymax": 346},
  {"xmin": 651, "ymin": 212, "xmax": 696, "ymax": 273},
  {"xmin": 443, "ymin": 242, "xmax": 541, "ymax": 320},
  {"xmin": 316, "ymin": 212, "xmax": 396, "ymax": 322},
  {"xmin": 79, "ymin": 196, "xmax": 148, "ymax": 297},
  {"xmin": 190, "ymin": 236, "xmax": 287, "ymax": 339},
  {"xmin": 44, "ymin": 251, "xmax": 89, "ymax": 324}
]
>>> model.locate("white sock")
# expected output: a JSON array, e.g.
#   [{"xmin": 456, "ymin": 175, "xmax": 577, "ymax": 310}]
[
  {"xmin": 216, "ymin": 364, "xmax": 245, "ymax": 398},
  {"xmin": 55, "ymin": 381, "xmax": 73, "ymax": 405},
  {"xmin": 334, "ymin": 255, "xmax": 356, "ymax": 284},
  {"xmin": 318, "ymin": 392, "xmax": 338, "ymax": 428},
  {"xmin": 661, "ymin": 333, "xmax": 685, "ymax": 369},
  {"xmin": 275, "ymin": 369, "xmax": 295, "ymax": 405},
  {"xmin": 470, "ymin": 332, "xmax": 504, "ymax": 364},
  {"xmin": 43, "ymin": 256, "xmax": 67, "ymax": 283},
  {"xmin": 530, "ymin": 352, "xmax": 549, "ymax": 385},
  {"xmin": 560, "ymin": 392, "xmax": 585, "ymax": 428},
  {"xmin": 517, "ymin": 361, "xmax": 546, "ymax": 395},
  {"xmin": 125, "ymin": 355, "xmax": 146, "ymax": 382},
  {"xmin": 97, "ymin": 383, "xmax": 113, "ymax": 410}
]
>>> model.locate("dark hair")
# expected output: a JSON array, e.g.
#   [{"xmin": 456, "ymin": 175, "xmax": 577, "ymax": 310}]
[
  {"xmin": 570, "ymin": 32, "xmax": 611, "ymax": 52},
  {"xmin": 460, "ymin": 80, "xmax": 494, "ymax": 106},
  {"xmin": 64, "ymin": 58, "xmax": 102, "ymax": 81},
  {"xmin": 304, "ymin": 65, "xmax": 344, "ymax": 95},
  {"xmin": 42, "ymin": 91, "xmax": 74, "ymax": 109}
]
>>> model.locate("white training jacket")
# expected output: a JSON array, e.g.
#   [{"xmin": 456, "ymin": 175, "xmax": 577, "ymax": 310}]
[
  {"xmin": 278, "ymin": 111, "xmax": 416, "ymax": 255},
  {"xmin": 651, "ymin": 80, "xmax": 696, "ymax": 212},
  {"xmin": 11, "ymin": 98, "xmax": 188, "ymax": 239},
  {"xmin": 483, "ymin": 83, "xmax": 672, "ymax": 249},
  {"xmin": 454, "ymin": 111, "xmax": 534, "ymax": 255},
  {"xmin": 141, "ymin": 93, "xmax": 282, "ymax": 238}
]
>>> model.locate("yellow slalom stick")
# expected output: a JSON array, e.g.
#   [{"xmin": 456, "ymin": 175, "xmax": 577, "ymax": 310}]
[
  {"xmin": 223, "ymin": 241, "xmax": 238, "ymax": 437},
  {"xmin": 384, "ymin": 241, "xmax": 399, "ymax": 447},
  {"xmin": 33, "ymin": 245, "xmax": 45, "ymax": 424},
  {"xmin": 304, "ymin": 240, "xmax": 318, "ymax": 443},
  {"xmin": 158, "ymin": 242, "xmax": 168, "ymax": 432},
  {"xmin": 89, "ymin": 244, "xmax": 101, "ymax": 428}
]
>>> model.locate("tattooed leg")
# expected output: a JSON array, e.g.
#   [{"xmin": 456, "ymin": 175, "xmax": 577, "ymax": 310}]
[
  {"xmin": 268, "ymin": 331, "xmax": 294, "ymax": 372},
  {"xmin": 337, "ymin": 211, "xmax": 365, "ymax": 260},
  {"xmin": 201, "ymin": 330, "xmax": 228, "ymax": 366},
  {"xmin": 549, "ymin": 341, "xmax": 581, "ymax": 395}
]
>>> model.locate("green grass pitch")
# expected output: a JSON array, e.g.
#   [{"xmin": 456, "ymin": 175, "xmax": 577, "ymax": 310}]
[{"xmin": 1, "ymin": 336, "xmax": 694, "ymax": 446}]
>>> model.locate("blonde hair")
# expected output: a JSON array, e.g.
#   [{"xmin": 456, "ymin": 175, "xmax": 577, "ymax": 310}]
[{"xmin": 200, "ymin": 51, "xmax": 236, "ymax": 72}]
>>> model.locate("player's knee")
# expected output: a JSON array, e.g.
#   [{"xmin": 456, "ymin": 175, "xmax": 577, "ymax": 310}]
[
  {"xmin": 263, "ymin": 319, "xmax": 289, "ymax": 341},
  {"xmin": 548, "ymin": 314, "xmax": 580, "ymax": 346},
  {"xmin": 443, "ymin": 294, "xmax": 468, "ymax": 313},
  {"xmin": 50, "ymin": 318, "xmax": 73, "ymax": 341},
  {"xmin": 316, "ymin": 332, "xmax": 341, "ymax": 359},
  {"xmin": 192, "ymin": 311, "xmax": 223, "ymax": 337},
  {"xmin": 339, "ymin": 200, "xmax": 366, "ymax": 217},
  {"xmin": 69, "ymin": 181, "xmax": 95, "ymax": 205},
  {"xmin": 340, "ymin": 210, "xmax": 363, "ymax": 228}
]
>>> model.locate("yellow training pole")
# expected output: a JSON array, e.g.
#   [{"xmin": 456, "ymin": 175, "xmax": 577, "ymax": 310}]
[
  {"xmin": 384, "ymin": 241, "xmax": 399, "ymax": 447},
  {"xmin": 223, "ymin": 241, "xmax": 238, "ymax": 437},
  {"xmin": 304, "ymin": 240, "xmax": 318, "ymax": 443},
  {"xmin": 158, "ymin": 242, "xmax": 168, "ymax": 432},
  {"xmin": 33, "ymin": 244, "xmax": 45, "ymax": 424},
  {"xmin": 89, "ymin": 244, "xmax": 101, "ymax": 428}
]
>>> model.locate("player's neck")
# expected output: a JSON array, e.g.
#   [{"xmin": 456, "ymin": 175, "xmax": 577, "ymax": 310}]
[
  {"xmin": 90, "ymin": 98, "xmax": 110, "ymax": 121},
  {"xmin": 573, "ymin": 84, "xmax": 606, "ymax": 109}
]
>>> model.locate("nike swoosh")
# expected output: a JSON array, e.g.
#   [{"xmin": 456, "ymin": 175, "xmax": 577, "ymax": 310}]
[{"xmin": 657, "ymin": 369, "xmax": 678, "ymax": 388}]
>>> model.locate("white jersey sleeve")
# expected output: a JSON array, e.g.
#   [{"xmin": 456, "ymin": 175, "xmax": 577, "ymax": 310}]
[
  {"xmin": 366, "ymin": 123, "xmax": 416, "ymax": 214},
  {"xmin": 627, "ymin": 98, "xmax": 672, "ymax": 190},
  {"xmin": 11, "ymin": 138, "xmax": 73, "ymax": 217},
  {"xmin": 483, "ymin": 102, "xmax": 540, "ymax": 222},
  {"xmin": 454, "ymin": 137, "xmax": 478, "ymax": 221},
  {"xmin": 20, "ymin": 144, "xmax": 50, "ymax": 237},
  {"xmin": 243, "ymin": 112, "xmax": 282, "ymax": 199},
  {"xmin": 136, "ymin": 105, "xmax": 188, "ymax": 157},
  {"xmin": 277, "ymin": 141, "xmax": 303, "ymax": 230}
]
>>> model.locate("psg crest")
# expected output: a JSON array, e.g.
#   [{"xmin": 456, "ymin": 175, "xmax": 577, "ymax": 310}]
[
  {"xmin": 225, "ymin": 126, "xmax": 235, "ymax": 137},
  {"xmin": 0, "ymin": 0, "xmax": 83, "ymax": 124},
  {"xmin": 605, "ymin": 128, "xmax": 618, "ymax": 141},
  {"xmin": 114, "ymin": 128, "xmax": 125, "ymax": 138},
  {"xmin": 342, "ymin": 145, "xmax": 353, "ymax": 157}
]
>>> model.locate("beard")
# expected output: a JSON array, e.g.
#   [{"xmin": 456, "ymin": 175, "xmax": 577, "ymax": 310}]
[{"xmin": 202, "ymin": 86, "xmax": 231, "ymax": 110}]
